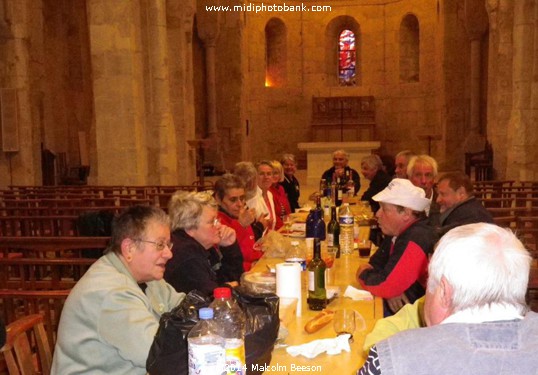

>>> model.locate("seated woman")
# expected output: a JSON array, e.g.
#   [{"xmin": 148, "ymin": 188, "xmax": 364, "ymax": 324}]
[
  {"xmin": 280, "ymin": 153, "xmax": 301, "ymax": 212},
  {"xmin": 360, "ymin": 154, "xmax": 392, "ymax": 213},
  {"xmin": 233, "ymin": 161, "xmax": 271, "ymax": 238},
  {"xmin": 164, "ymin": 190, "xmax": 243, "ymax": 296},
  {"xmin": 214, "ymin": 173, "xmax": 262, "ymax": 271},
  {"xmin": 270, "ymin": 160, "xmax": 291, "ymax": 230},
  {"xmin": 244, "ymin": 160, "xmax": 277, "ymax": 231},
  {"xmin": 52, "ymin": 205, "xmax": 185, "ymax": 374}
]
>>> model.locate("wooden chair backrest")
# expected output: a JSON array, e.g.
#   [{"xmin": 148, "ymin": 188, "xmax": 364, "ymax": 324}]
[
  {"xmin": 0, "ymin": 290, "xmax": 71, "ymax": 348},
  {"xmin": 0, "ymin": 314, "xmax": 52, "ymax": 375}
]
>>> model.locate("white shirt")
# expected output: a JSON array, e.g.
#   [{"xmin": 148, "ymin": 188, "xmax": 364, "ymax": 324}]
[{"xmin": 442, "ymin": 303, "xmax": 524, "ymax": 325}]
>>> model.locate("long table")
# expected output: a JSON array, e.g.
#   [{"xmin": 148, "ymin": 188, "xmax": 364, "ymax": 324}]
[{"xmin": 250, "ymin": 252, "xmax": 383, "ymax": 374}]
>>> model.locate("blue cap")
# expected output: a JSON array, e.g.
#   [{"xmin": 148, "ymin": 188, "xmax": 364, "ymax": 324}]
[{"xmin": 199, "ymin": 307, "xmax": 213, "ymax": 320}]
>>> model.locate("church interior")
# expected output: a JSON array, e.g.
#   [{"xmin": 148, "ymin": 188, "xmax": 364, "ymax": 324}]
[{"xmin": 0, "ymin": 0, "xmax": 536, "ymax": 188}]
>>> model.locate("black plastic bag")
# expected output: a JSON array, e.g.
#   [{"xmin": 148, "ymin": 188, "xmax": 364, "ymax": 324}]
[
  {"xmin": 146, "ymin": 288, "xmax": 280, "ymax": 375},
  {"xmin": 146, "ymin": 290, "xmax": 210, "ymax": 375},
  {"xmin": 233, "ymin": 287, "xmax": 280, "ymax": 375}
]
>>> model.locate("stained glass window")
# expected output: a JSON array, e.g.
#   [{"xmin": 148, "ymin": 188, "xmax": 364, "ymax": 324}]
[{"xmin": 338, "ymin": 30, "xmax": 356, "ymax": 86}]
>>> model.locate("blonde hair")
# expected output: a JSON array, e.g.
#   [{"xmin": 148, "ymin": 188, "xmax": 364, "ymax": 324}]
[{"xmin": 271, "ymin": 160, "xmax": 284, "ymax": 182}]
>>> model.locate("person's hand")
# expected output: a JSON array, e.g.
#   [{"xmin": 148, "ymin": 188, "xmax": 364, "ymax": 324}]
[
  {"xmin": 334, "ymin": 168, "xmax": 345, "ymax": 178},
  {"xmin": 386, "ymin": 294, "xmax": 410, "ymax": 314},
  {"xmin": 356, "ymin": 263, "xmax": 373, "ymax": 281},
  {"xmin": 309, "ymin": 191, "xmax": 321, "ymax": 202},
  {"xmin": 238, "ymin": 207, "xmax": 256, "ymax": 227},
  {"xmin": 218, "ymin": 225, "xmax": 236, "ymax": 246}
]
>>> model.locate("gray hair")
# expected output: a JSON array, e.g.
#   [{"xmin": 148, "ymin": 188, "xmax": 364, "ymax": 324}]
[
  {"xmin": 407, "ymin": 154, "xmax": 439, "ymax": 177},
  {"xmin": 214, "ymin": 173, "xmax": 245, "ymax": 200},
  {"xmin": 233, "ymin": 161, "xmax": 257, "ymax": 192},
  {"xmin": 107, "ymin": 205, "xmax": 169, "ymax": 255},
  {"xmin": 428, "ymin": 223, "xmax": 531, "ymax": 315},
  {"xmin": 280, "ymin": 153, "xmax": 296, "ymax": 165},
  {"xmin": 395, "ymin": 150, "xmax": 416, "ymax": 160},
  {"xmin": 361, "ymin": 154, "xmax": 383, "ymax": 170},
  {"xmin": 333, "ymin": 149, "xmax": 349, "ymax": 160},
  {"xmin": 168, "ymin": 190, "xmax": 217, "ymax": 231}
]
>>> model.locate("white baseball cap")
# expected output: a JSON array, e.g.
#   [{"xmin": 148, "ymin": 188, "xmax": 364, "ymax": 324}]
[{"xmin": 373, "ymin": 178, "xmax": 430, "ymax": 212}]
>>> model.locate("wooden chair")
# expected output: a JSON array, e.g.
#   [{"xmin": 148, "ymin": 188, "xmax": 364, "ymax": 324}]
[
  {"xmin": 517, "ymin": 216, "xmax": 538, "ymax": 259},
  {"xmin": 0, "ymin": 314, "xmax": 52, "ymax": 375},
  {"xmin": 0, "ymin": 290, "xmax": 71, "ymax": 347}
]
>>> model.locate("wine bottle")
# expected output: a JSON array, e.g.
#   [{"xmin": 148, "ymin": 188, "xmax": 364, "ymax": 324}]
[
  {"xmin": 327, "ymin": 206, "xmax": 340, "ymax": 258},
  {"xmin": 305, "ymin": 196, "xmax": 326, "ymax": 240},
  {"xmin": 307, "ymin": 238, "xmax": 327, "ymax": 311}
]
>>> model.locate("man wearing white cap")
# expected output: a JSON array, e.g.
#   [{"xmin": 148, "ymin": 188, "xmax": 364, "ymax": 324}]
[{"xmin": 356, "ymin": 179, "xmax": 438, "ymax": 315}]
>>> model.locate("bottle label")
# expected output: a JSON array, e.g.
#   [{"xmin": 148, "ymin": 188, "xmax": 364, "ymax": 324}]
[
  {"xmin": 327, "ymin": 233, "xmax": 334, "ymax": 247},
  {"xmin": 339, "ymin": 216, "xmax": 354, "ymax": 225},
  {"xmin": 308, "ymin": 271, "xmax": 314, "ymax": 291},
  {"xmin": 225, "ymin": 339, "xmax": 245, "ymax": 375},
  {"xmin": 188, "ymin": 341, "xmax": 226, "ymax": 375}
]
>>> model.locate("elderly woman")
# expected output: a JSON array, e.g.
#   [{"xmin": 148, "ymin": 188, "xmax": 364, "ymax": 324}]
[
  {"xmin": 214, "ymin": 173, "xmax": 262, "ymax": 271},
  {"xmin": 360, "ymin": 154, "xmax": 392, "ymax": 213},
  {"xmin": 164, "ymin": 191, "xmax": 243, "ymax": 296},
  {"xmin": 280, "ymin": 153, "xmax": 301, "ymax": 212},
  {"xmin": 246, "ymin": 160, "xmax": 278, "ymax": 231},
  {"xmin": 52, "ymin": 206, "xmax": 185, "ymax": 374},
  {"xmin": 233, "ymin": 161, "xmax": 270, "ymax": 238},
  {"xmin": 270, "ymin": 160, "xmax": 291, "ymax": 230}
]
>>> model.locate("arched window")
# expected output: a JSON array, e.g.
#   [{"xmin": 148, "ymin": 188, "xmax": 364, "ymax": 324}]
[
  {"xmin": 338, "ymin": 30, "xmax": 356, "ymax": 86},
  {"xmin": 325, "ymin": 16, "xmax": 360, "ymax": 86},
  {"xmin": 265, "ymin": 18, "xmax": 287, "ymax": 87},
  {"xmin": 399, "ymin": 14, "xmax": 420, "ymax": 83}
]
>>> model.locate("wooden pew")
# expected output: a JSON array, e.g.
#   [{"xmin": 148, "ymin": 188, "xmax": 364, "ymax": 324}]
[{"xmin": 0, "ymin": 236, "xmax": 109, "ymax": 258}]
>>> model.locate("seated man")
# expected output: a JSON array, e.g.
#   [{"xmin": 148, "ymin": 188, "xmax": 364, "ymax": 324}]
[
  {"xmin": 360, "ymin": 154, "xmax": 392, "ymax": 213},
  {"xmin": 436, "ymin": 171, "xmax": 494, "ymax": 236},
  {"xmin": 407, "ymin": 154, "xmax": 440, "ymax": 225},
  {"xmin": 356, "ymin": 179, "xmax": 437, "ymax": 315},
  {"xmin": 321, "ymin": 149, "xmax": 361, "ymax": 198},
  {"xmin": 394, "ymin": 150, "xmax": 415, "ymax": 179},
  {"xmin": 358, "ymin": 223, "xmax": 537, "ymax": 375},
  {"xmin": 214, "ymin": 173, "xmax": 263, "ymax": 272}
]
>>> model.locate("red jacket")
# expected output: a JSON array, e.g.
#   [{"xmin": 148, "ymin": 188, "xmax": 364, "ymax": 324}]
[
  {"xmin": 270, "ymin": 185, "xmax": 291, "ymax": 230},
  {"xmin": 218, "ymin": 210, "xmax": 262, "ymax": 272}
]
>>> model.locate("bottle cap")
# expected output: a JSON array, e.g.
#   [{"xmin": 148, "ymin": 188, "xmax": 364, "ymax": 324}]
[
  {"xmin": 199, "ymin": 307, "xmax": 214, "ymax": 320},
  {"xmin": 213, "ymin": 287, "xmax": 232, "ymax": 299}
]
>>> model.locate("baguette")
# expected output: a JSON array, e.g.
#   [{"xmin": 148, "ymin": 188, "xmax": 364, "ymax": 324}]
[{"xmin": 304, "ymin": 309, "xmax": 335, "ymax": 333}]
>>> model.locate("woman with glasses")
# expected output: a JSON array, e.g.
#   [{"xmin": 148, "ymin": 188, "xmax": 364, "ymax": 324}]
[
  {"xmin": 280, "ymin": 153, "xmax": 301, "ymax": 212},
  {"xmin": 214, "ymin": 173, "xmax": 262, "ymax": 271},
  {"xmin": 270, "ymin": 160, "xmax": 292, "ymax": 230},
  {"xmin": 52, "ymin": 205, "xmax": 185, "ymax": 374},
  {"xmin": 164, "ymin": 190, "xmax": 243, "ymax": 296}
]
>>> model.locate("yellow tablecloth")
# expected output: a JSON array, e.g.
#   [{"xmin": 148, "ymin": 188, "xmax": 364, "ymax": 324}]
[{"xmin": 250, "ymin": 253, "xmax": 383, "ymax": 374}]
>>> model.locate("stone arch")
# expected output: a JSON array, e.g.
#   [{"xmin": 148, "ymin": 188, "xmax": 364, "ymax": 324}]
[
  {"xmin": 325, "ymin": 15, "xmax": 361, "ymax": 86},
  {"xmin": 399, "ymin": 13, "xmax": 420, "ymax": 83},
  {"xmin": 265, "ymin": 17, "xmax": 287, "ymax": 87}
]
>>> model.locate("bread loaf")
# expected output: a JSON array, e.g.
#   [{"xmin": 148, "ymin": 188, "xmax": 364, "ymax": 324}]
[{"xmin": 304, "ymin": 309, "xmax": 335, "ymax": 333}]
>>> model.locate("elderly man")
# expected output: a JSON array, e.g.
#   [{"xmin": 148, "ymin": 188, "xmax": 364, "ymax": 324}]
[
  {"xmin": 214, "ymin": 173, "xmax": 262, "ymax": 272},
  {"xmin": 436, "ymin": 171, "xmax": 494, "ymax": 236},
  {"xmin": 321, "ymin": 149, "xmax": 361, "ymax": 199},
  {"xmin": 360, "ymin": 154, "xmax": 392, "ymax": 213},
  {"xmin": 356, "ymin": 179, "xmax": 437, "ymax": 315},
  {"xmin": 407, "ymin": 154, "xmax": 440, "ymax": 224},
  {"xmin": 394, "ymin": 150, "xmax": 415, "ymax": 179},
  {"xmin": 358, "ymin": 223, "xmax": 537, "ymax": 375}
]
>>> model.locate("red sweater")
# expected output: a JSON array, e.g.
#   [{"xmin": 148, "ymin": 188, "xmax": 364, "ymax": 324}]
[{"xmin": 218, "ymin": 210, "xmax": 262, "ymax": 272}]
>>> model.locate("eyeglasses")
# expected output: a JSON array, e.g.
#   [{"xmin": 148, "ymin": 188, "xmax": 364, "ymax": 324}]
[{"xmin": 135, "ymin": 239, "xmax": 174, "ymax": 251}]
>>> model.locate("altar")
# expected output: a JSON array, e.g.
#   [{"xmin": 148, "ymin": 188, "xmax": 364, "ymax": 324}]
[{"xmin": 298, "ymin": 141, "xmax": 381, "ymax": 186}]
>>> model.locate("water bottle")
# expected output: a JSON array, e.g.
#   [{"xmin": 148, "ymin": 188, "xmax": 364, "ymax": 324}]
[
  {"xmin": 209, "ymin": 288, "xmax": 246, "ymax": 375},
  {"xmin": 188, "ymin": 307, "xmax": 226, "ymax": 375},
  {"xmin": 339, "ymin": 203, "xmax": 354, "ymax": 255},
  {"xmin": 286, "ymin": 240, "xmax": 307, "ymax": 270}
]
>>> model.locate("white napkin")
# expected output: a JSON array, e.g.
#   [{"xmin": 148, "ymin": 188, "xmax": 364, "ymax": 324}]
[
  {"xmin": 343, "ymin": 285, "xmax": 373, "ymax": 301},
  {"xmin": 286, "ymin": 334, "xmax": 351, "ymax": 359}
]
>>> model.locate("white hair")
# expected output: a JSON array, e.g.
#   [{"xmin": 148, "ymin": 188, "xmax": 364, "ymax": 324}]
[
  {"xmin": 407, "ymin": 154, "xmax": 438, "ymax": 177},
  {"xmin": 428, "ymin": 223, "xmax": 531, "ymax": 314}
]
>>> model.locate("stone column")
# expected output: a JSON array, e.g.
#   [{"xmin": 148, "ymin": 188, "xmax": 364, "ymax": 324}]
[
  {"xmin": 462, "ymin": 0, "xmax": 489, "ymax": 153},
  {"xmin": 147, "ymin": 0, "xmax": 178, "ymax": 184}
]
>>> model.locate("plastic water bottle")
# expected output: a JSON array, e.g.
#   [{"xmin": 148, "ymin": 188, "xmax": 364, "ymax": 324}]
[
  {"xmin": 286, "ymin": 240, "xmax": 307, "ymax": 270},
  {"xmin": 209, "ymin": 288, "xmax": 246, "ymax": 375},
  {"xmin": 339, "ymin": 203, "xmax": 354, "ymax": 255},
  {"xmin": 188, "ymin": 307, "xmax": 226, "ymax": 375}
]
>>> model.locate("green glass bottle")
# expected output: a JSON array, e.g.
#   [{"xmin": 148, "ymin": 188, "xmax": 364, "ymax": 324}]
[
  {"xmin": 327, "ymin": 205, "xmax": 340, "ymax": 258},
  {"xmin": 307, "ymin": 238, "xmax": 327, "ymax": 311}
]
